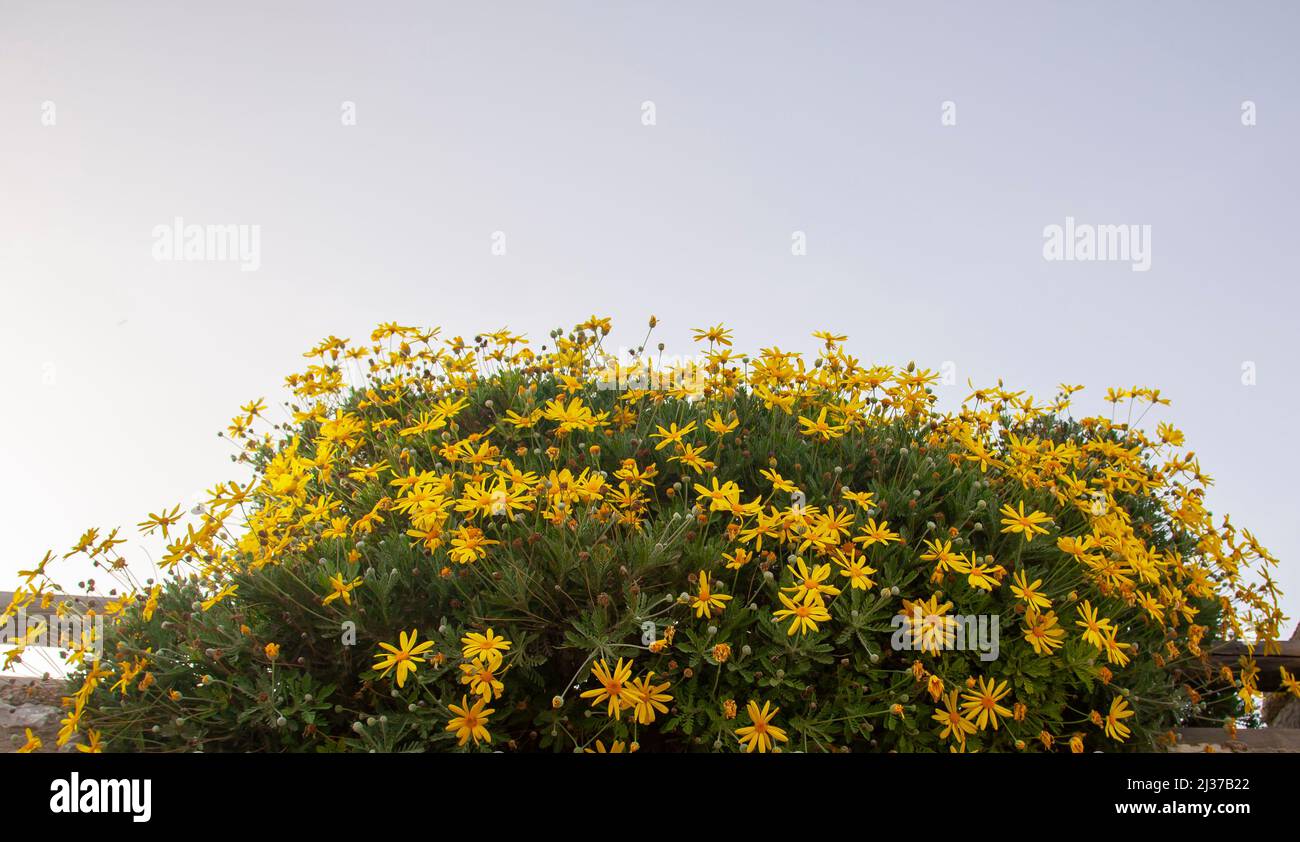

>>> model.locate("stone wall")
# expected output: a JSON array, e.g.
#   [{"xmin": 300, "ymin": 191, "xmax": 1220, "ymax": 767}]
[{"xmin": 1, "ymin": 676, "xmax": 68, "ymax": 753}]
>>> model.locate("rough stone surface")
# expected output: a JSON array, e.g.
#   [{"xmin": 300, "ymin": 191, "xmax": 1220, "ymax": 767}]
[
  {"xmin": 2, "ymin": 703, "xmax": 59, "ymax": 729},
  {"xmin": 0, "ymin": 676, "xmax": 69, "ymax": 753}
]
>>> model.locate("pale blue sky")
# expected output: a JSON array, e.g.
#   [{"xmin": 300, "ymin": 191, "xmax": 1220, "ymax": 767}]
[{"xmin": 2, "ymin": 1, "xmax": 1297, "ymax": 626}]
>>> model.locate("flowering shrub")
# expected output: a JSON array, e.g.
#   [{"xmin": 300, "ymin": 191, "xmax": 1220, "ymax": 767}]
[{"xmin": 10, "ymin": 317, "xmax": 1289, "ymax": 753}]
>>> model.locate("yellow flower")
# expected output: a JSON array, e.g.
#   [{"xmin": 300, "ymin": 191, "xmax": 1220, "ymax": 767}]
[
  {"xmin": 797, "ymin": 407, "xmax": 846, "ymax": 441},
  {"xmin": 760, "ymin": 469, "xmax": 796, "ymax": 493},
  {"xmin": 841, "ymin": 489, "xmax": 876, "ymax": 509},
  {"xmin": 16, "ymin": 728, "xmax": 42, "ymax": 753},
  {"xmin": 998, "ymin": 501, "xmax": 1052, "ymax": 542},
  {"xmin": 920, "ymin": 539, "xmax": 966, "ymax": 576},
  {"xmin": 773, "ymin": 590, "xmax": 831, "ymax": 636},
  {"xmin": 926, "ymin": 674, "xmax": 944, "ymax": 702},
  {"xmin": 723, "ymin": 547, "xmax": 753, "ymax": 570},
  {"xmin": 855, "ymin": 518, "xmax": 901, "ymax": 548},
  {"xmin": 584, "ymin": 740, "xmax": 631, "ymax": 753},
  {"xmin": 322, "ymin": 572, "xmax": 363, "ymax": 606},
  {"xmin": 56, "ymin": 701, "xmax": 82, "ymax": 747},
  {"xmin": 690, "ymin": 570, "xmax": 731, "ymax": 619},
  {"xmin": 448, "ymin": 526, "xmax": 497, "ymax": 564},
  {"xmin": 541, "ymin": 396, "xmax": 608, "ymax": 434},
  {"xmin": 1281, "ymin": 666, "xmax": 1300, "ymax": 699},
  {"xmin": 932, "ymin": 690, "xmax": 976, "ymax": 745},
  {"xmin": 650, "ymin": 420, "xmax": 697, "ymax": 451},
  {"xmin": 579, "ymin": 658, "xmax": 641, "ymax": 719},
  {"xmin": 898, "ymin": 594, "xmax": 956, "ymax": 655},
  {"xmin": 460, "ymin": 628, "xmax": 512, "ymax": 668},
  {"xmin": 459, "ymin": 655, "xmax": 504, "ymax": 701},
  {"xmin": 692, "ymin": 324, "xmax": 732, "ymax": 346},
  {"xmin": 694, "ymin": 478, "xmax": 740, "ymax": 511},
  {"xmin": 76, "ymin": 729, "xmax": 104, "ymax": 753},
  {"xmin": 1100, "ymin": 627, "xmax": 1132, "ymax": 668},
  {"xmin": 628, "ymin": 672, "xmax": 673, "ymax": 725},
  {"xmin": 704, "ymin": 411, "xmax": 738, "ymax": 436},
  {"xmin": 264, "ymin": 642, "xmax": 280, "ymax": 660},
  {"xmin": 734, "ymin": 700, "xmax": 788, "ymax": 753},
  {"xmin": 1103, "ymin": 696, "xmax": 1136, "ymax": 741},
  {"xmin": 1075, "ymin": 600, "xmax": 1114, "ymax": 649},
  {"xmin": 960, "ymin": 676, "xmax": 1013, "ymax": 731},
  {"xmin": 782, "ymin": 557, "xmax": 841, "ymax": 601},
  {"xmin": 200, "ymin": 584, "xmax": 238, "ymax": 611},
  {"xmin": 1022, "ymin": 608, "xmax": 1066, "ymax": 655},
  {"xmin": 446, "ymin": 694, "xmax": 494, "ymax": 746},
  {"xmin": 965, "ymin": 558, "xmax": 1003, "ymax": 592},
  {"xmin": 373, "ymin": 629, "xmax": 435, "ymax": 688},
  {"xmin": 1010, "ymin": 570, "xmax": 1052, "ymax": 610}
]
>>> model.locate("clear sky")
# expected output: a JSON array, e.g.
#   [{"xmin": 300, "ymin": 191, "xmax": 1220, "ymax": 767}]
[{"xmin": 2, "ymin": 1, "xmax": 1297, "ymax": 628}]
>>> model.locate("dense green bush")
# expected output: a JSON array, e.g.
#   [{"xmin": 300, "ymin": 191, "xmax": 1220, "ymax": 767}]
[{"xmin": 17, "ymin": 319, "xmax": 1284, "ymax": 752}]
